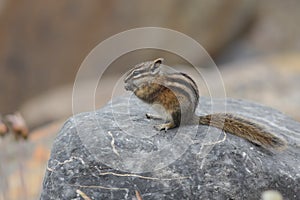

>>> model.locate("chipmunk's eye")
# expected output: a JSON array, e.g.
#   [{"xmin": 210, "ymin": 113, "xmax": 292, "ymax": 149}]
[
  {"xmin": 150, "ymin": 67, "xmax": 157, "ymax": 73},
  {"xmin": 132, "ymin": 71, "xmax": 139, "ymax": 76}
]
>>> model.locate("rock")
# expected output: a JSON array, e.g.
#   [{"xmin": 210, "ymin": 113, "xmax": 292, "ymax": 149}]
[
  {"xmin": 40, "ymin": 96, "xmax": 299, "ymax": 200},
  {"xmin": 220, "ymin": 53, "xmax": 300, "ymax": 121},
  {"xmin": 248, "ymin": 0, "xmax": 300, "ymax": 55},
  {"xmin": 20, "ymin": 77, "xmax": 116, "ymax": 129},
  {"xmin": 216, "ymin": 0, "xmax": 300, "ymax": 63}
]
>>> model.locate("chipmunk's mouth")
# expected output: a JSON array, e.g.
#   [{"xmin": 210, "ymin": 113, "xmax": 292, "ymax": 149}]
[
  {"xmin": 124, "ymin": 83, "xmax": 129, "ymax": 90},
  {"xmin": 124, "ymin": 82, "xmax": 138, "ymax": 92},
  {"xmin": 124, "ymin": 83, "xmax": 132, "ymax": 91}
]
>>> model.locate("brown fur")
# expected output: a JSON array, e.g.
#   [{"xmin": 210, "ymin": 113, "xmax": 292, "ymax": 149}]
[
  {"xmin": 199, "ymin": 113, "xmax": 287, "ymax": 150},
  {"xmin": 125, "ymin": 58, "xmax": 287, "ymax": 150}
]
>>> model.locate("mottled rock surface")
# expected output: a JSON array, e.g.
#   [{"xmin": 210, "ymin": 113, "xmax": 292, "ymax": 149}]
[{"xmin": 41, "ymin": 96, "xmax": 300, "ymax": 200}]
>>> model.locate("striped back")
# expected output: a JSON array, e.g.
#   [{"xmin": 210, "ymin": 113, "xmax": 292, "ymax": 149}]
[{"xmin": 164, "ymin": 72, "xmax": 199, "ymax": 111}]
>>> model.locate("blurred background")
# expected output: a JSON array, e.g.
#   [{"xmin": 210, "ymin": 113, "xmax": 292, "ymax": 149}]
[{"xmin": 0, "ymin": 0, "xmax": 299, "ymax": 199}]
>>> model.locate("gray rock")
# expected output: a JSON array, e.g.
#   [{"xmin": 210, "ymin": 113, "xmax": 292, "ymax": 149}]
[{"xmin": 41, "ymin": 95, "xmax": 300, "ymax": 200}]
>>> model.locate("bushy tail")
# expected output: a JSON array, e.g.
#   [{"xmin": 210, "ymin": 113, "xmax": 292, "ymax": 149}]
[{"xmin": 198, "ymin": 113, "xmax": 287, "ymax": 150}]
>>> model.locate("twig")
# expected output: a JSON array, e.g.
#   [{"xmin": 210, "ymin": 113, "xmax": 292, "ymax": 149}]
[
  {"xmin": 99, "ymin": 171, "xmax": 189, "ymax": 181},
  {"xmin": 71, "ymin": 184, "xmax": 129, "ymax": 192},
  {"xmin": 76, "ymin": 189, "xmax": 92, "ymax": 200},
  {"xmin": 135, "ymin": 190, "xmax": 143, "ymax": 200}
]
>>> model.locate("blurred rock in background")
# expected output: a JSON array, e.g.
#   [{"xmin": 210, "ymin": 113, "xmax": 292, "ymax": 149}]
[
  {"xmin": 0, "ymin": 0, "xmax": 256, "ymax": 114},
  {"xmin": 0, "ymin": 121, "xmax": 60, "ymax": 200},
  {"xmin": 217, "ymin": 0, "xmax": 300, "ymax": 63},
  {"xmin": 215, "ymin": 53, "xmax": 300, "ymax": 121}
]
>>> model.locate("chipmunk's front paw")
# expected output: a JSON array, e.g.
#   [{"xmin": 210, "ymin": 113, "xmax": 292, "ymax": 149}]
[
  {"xmin": 146, "ymin": 113, "xmax": 162, "ymax": 120},
  {"xmin": 154, "ymin": 122, "xmax": 175, "ymax": 132}
]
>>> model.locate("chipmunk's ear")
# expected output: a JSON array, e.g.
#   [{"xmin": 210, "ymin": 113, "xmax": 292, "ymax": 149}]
[{"xmin": 151, "ymin": 58, "xmax": 164, "ymax": 71}]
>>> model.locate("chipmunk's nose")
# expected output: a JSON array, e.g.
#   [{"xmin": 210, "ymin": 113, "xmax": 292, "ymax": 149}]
[
  {"xmin": 124, "ymin": 82, "xmax": 131, "ymax": 91},
  {"xmin": 124, "ymin": 84, "xmax": 129, "ymax": 90}
]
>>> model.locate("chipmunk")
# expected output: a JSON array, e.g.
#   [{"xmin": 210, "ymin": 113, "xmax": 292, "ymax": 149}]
[{"xmin": 124, "ymin": 58, "xmax": 287, "ymax": 150}]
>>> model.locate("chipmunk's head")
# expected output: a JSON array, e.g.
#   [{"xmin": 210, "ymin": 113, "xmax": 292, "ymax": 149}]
[{"xmin": 124, "ymin": 58, "xmax": 163, "ymax": 91}]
